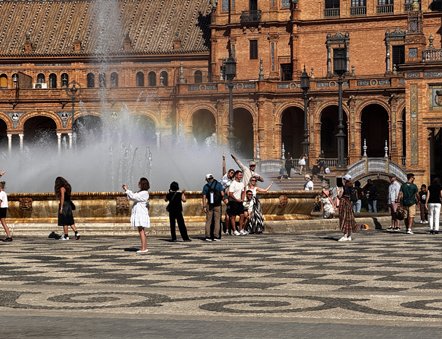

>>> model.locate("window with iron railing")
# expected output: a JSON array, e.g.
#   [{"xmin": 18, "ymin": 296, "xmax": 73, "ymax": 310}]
[
  {"xmin": 325, "ymin": 0, "xmax": 340, "ymax": 17},
  {"xmin": 351, "ymin": 0, "xmax": 366, "ymax": 16},
  {"xmin": 377, "ymin": 0, "xmax": 393, "ymax": 14}
]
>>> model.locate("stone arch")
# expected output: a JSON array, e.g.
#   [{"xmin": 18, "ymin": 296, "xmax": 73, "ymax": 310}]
[
  {"xmin": 274, "ymin": 102, "xmax": 304, "ymax": 122},
  {"xmin": 0, "ymin": 112, "xmax": 13, "ymax": 130},
  {"xmin": 23, "ymin": 115, "xmax": 58, "ymax": 150},
  {"xmin": 19, "ymin": 111, "xmax": 62, "ymax": 130},
  {"xmin": 360, "ymin": 103, "xmax": 390, "ymax": 157},
  {"xmin": 73, "ymin": 115, "xmax": 103, "ymax": 146},
  {"xmin": 0, "ymin": 118, "xmax": 7, "ymax": 151}
]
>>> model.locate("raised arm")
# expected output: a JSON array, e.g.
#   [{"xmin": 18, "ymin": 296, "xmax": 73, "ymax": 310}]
[
  {"xmin": 231, "ymin": 154, "xmax": 246, "ymax": 171},
  {"xmin": 222, "ymin": 155, "xmax": 226, "ymax": 176},
  {"xmin": 256, "ymin": 181, "xmax": 273, "ymax": 193}
]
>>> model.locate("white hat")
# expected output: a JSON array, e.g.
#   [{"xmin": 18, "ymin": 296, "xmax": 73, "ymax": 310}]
[
  {"xmin": 343, "ymin": 174, "xmax": 352, "ymax": 181},
  {"xmin": 205, "ymin": 174, "xmax": 214, "ymax": 179},
  {"xmin": 304, "ymin": 174, "xmax": 311, "ymax": 180}
]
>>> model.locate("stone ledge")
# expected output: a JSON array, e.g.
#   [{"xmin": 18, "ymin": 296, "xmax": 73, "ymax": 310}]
[{"xmin": 7, "ymin": 216, "xmax": 396, "ymax": 237}]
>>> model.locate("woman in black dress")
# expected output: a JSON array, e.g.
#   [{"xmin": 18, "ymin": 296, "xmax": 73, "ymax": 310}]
[
  {"xmin": 165, "ymin": 181, "xmax": 190, "ymax": 242},
  {"xmin": 55, "ymin": 177, "xmax": 80, "ymax": 240}
]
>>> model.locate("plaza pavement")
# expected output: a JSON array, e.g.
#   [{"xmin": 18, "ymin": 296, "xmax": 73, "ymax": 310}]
[{"xmin": 1, "ymin": 226, "xmax": 442, "ymax": 338}]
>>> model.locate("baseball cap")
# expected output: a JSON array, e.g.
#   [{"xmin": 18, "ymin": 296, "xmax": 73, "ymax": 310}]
[
  {"xmin": 343, "ymin": 174, "xmax": 352, "ymax": 181},
  {"xmin": 205, "ymin": 174, "xmax": 213, "ymax": 179},
  {"xmin": 249, "ymin": 161, "xmax": 256, "ymax": 166}
]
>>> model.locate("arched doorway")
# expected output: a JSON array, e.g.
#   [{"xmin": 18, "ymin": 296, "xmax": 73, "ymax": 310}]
[
  {"xmin": 429, "ymin": 128, "xmax": 442, "ymax": 180},
  {"xmin": 233, "ymin": 108, "xmax": 253, "ymax": 158},
  {"xmin": 0, "ymin": 119, "xmax": 7, "ymax": 152},
  {"xmin": 361, "ymin": 104, "xmax": 389, "ymax": 157},
  {"xmin": 73, "ymin": 115, "xmax": 103, "ymax": 146},
  {"xmin": 281, "ymin": 106, "xmax": 304, "ymax": 158},
  {"xmin": 23, "ymin": 116, "xmax": 57, "ymax": 150},
  {"xmin": 192, "ymin": 109, "xmax": 216, "ymax": 145},
  {"xmin": 320, "ymin": 105, "xmax": 348, "ymax": 158},
  {"xmin": 129, "ymin": 115, "xmax": 157, "ymax": 145}
]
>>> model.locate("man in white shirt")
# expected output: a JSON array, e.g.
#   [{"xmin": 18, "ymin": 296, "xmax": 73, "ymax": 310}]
[
  {"xmin": 304, "ymin": 175, "xmax": 314, "ymax": 191},
  {"xmin": 387, "ymin": 175, "xmax": 402, "ymax": 231},
  {"xmin": 228, "ymin": 170, "xmax": 246, "ymax": 235}
]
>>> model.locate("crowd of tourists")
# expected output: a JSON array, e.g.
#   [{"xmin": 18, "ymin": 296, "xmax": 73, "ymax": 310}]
[{"xmin": 1, "ymin": 157, "xmax": 441, "ymax": 252}]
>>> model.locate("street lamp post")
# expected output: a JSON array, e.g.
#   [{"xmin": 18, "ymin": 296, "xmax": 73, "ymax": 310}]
[
  {"xmin": 224, "ymin": 56, "xmax": 236, "ymax": 151},
  {"xmin": 12, "ymin": 73, "xmax": 19, "ymax": 108},
  {"xmin": 65, "ymin": 81, "xmax": 80, "ymax": 118},
  {"xmin": 300, "ymin": 66, "xmax": 310, "ymax": 168},
  {"xmin": 334, "ymin": 50, "xmax": 347, "ymax": 168}
]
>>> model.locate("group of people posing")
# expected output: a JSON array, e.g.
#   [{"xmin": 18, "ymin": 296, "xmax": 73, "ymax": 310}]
[{"xmin": 121, "ymin": 154, "xmax": 273, "ymax": 254}]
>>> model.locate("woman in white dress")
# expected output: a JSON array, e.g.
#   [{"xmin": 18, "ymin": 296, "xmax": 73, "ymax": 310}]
[{"xmin": 122, "ymin": 177, "xmax": 150, "ymax": 254}]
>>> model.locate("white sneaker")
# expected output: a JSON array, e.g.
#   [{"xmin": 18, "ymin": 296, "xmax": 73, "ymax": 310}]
[
  {"xmin": 338, "ymin": 235, "xmax": 348, "ymax": 242},
  {"xmin": 60, "ymin": 235, "xmax": 69, "ymax": 240},
  {"xmin": 239, "ymin": 230, "xmax": 247, "ymax": 236},
  {"xmin": 347, "ymin": 236, "xmax": 352, "ymax": 241},
  {"xmin": 136, "ymin": 249, "xmax": 149, "ymax": 255},
  {"xmin": 407, "ymin": 229, "xmax": 414, "ymax": 235},
  {"xmin": 233, "ymin": 230, "xmax": 240, "ymax": 236}
]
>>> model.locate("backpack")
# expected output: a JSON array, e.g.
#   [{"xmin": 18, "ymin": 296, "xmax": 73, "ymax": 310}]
[
  {"xmin": 207, "ymin": 180, "xmax": 222, "ymax": 207},
  {"xmin": 350, "ymin": 187, "xmax": 359, "ymax": 203}
]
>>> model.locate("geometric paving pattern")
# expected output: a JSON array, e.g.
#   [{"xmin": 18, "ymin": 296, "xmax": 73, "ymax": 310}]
[{"xmin": 1, "ymin": 230, "xmax": 442, "ymax": 323}]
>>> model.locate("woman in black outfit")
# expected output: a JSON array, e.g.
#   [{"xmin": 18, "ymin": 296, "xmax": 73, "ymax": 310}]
[
  {"xmin": 55, "ymin": 176, "xmax": 80, "ymax": 240},
  {"xmin": 165, "ymin": 181, "xmax": 191, "ymax": 242}
]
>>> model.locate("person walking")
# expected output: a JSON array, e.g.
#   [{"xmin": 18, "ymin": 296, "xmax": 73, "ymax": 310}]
[
  {"xmin": 387, "ymin": 175, "xmax": 402, "ymax": 232},
  {"xmin": 338, "ymin": 174, "xmax": 358, "ymax": 242},
  {"xmin": 54, "ymin": 177, "xmax": 80, "ymax": 241},
  {"xmin": 285, "ymin": 152, "xmax": 294, "ymax": 179},
  {"xmin": 418, "ymin": 184, "xmax": 429, "ymax": 224},
  {"xmin": 0, "ymin": 181, "xmax": 12, "ymax": 242},
  {"xmin": 123, "ymin": 177, "xmax": 150, "ymax": 254},
  {"xmin": 426, "ymin": 177, "xmax": 442, "ymax": 235},
  {"xmin": 202, "ymin": 174, "xmax": 224, "ymax": 241},
  {"xmin": 298, "ymin": 154, "xmax": 307, "ymax": 175},
  {"xmin": 165, "ymin": 181, "xmax": 191, "ymax": 242},
  {"xmin": 352, "ymin": 180, "xmax": 363, "ymax": 214},
  {"xmin": 364, "ymin": 179, "xmax": 378, "ymax": 213},
  {"xmin": 398, "ymin": 173, "xmax": 419, "ymax": 235}
]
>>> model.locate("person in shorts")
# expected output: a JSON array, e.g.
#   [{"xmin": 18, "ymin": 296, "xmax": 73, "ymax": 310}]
[
  {"xmin": 228, "ymin": 170, "xmax": 246, "ymax": 235},
  {"xmin": 0, "ymin": 181, "xmax": 12, "ymax": 242},
  {"xmin": 398, "ymin": 173, "xmax": 419, "ymax": 234}
]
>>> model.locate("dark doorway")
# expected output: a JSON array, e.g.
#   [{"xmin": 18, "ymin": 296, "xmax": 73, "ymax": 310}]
[
  {"xmin": 73, "ymin": 115, "xmax": 103, "ymax": 146},
  {"xmin": 0, "ymin": 119, "xmax": 7, "ymax": 152},
  {"xmin": 361, "ymin": 104, "xmax": 389, "ymax": 157},
  {"xmin": 429, "ymin": 128, "xmax": 442, "ymax": 180},
  {"xmin": 281, "ymin": 107, "xmax": 304, "ymax": 159},
  {"xmin": 23, "ymin": 117, "xmax": 57, "ymax": 150},
  {"xmin": 320, "ymin": 105, "xmax": 348, "ymax": 158},
  {"xmin": 192, "ymin": 109, "xmax": 216, "ymax": 144},
  {"xmin": 233, "ymin": 108, "xmax": 253, "ymax": 158}
]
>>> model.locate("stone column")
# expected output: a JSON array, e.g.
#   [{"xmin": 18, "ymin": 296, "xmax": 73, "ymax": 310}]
[
  {"xmin": 7, "ymin": 134, "xmax": 12, "ymax": 154},
  {"xmin": 68, "ymin": 132, "xmax": 73, "ymax": 149},
  {"xmin": 57, "ymin": 133, "xmax": 62, "ymax": 154},
  {"xmin": 19, "ymin": 133, "xmax": 24, "ymax": 151}
]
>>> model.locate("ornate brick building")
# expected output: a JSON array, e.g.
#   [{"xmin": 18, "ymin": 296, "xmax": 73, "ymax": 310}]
[{"xmin": 0, "ymin": 0, "xmax": 441, "ymax": 184}]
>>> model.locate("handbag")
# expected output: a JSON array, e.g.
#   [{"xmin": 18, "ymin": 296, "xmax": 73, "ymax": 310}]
[
  {"xmin": 70, "ymin": 201, "xmax": 76, "ymax": 210},
  {"xmin": 395, "ymin": 205, "xmax": 406, "ymax": 220}
]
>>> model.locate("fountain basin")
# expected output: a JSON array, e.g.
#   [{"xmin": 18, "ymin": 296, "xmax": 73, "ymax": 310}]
[{"xmin": 8, "ymin": 191, "xmax": 317, "ymax": 226}]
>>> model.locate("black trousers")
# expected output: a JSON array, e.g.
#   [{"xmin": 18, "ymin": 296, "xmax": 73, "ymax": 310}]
[{"xmin": 169, "ymin": 211, "xmax": 189, "ymax": 241}]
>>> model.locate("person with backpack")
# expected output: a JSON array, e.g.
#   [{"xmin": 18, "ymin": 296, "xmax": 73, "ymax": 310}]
[
  {"xmin": 398, "ymin": 173, "xmax": 419, "ymax": 235},
  {"xmin": 165, "ymin": 181, "xmax": 191, "ymax": 242},
  {"xmin": 202, "ymin": 174, "xmax": 224, "ymax": 241}
]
